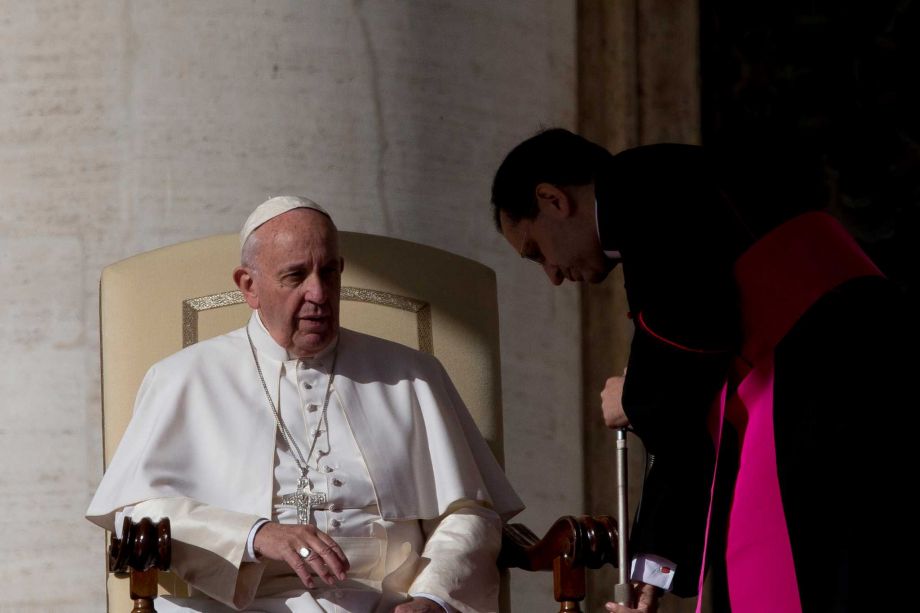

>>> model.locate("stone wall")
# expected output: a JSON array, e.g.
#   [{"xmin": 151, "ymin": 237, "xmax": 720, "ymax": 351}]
[{"xmin": 0, "ymin": 2, "xmax": 580, "ymax": 610}]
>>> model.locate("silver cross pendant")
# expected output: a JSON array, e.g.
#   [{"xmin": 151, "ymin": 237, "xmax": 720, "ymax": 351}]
[{"xmin": 281, "ymin": 474, "xmax": 327, "ymax": 525}]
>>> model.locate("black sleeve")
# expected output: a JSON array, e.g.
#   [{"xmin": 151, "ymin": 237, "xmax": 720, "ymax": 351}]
[
  {"xmin": 623, "ymin": 327, "xmax": 728, "ymax": 597},
  {"xmin": 623, "ymin": 324, "xmax": 728, "ymax": 453}
]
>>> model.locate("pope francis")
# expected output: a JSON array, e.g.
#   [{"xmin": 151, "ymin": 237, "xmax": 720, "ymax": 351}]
[{"xmin": 87, "ymin": 197, "xmax": 523, "ymax": 613}]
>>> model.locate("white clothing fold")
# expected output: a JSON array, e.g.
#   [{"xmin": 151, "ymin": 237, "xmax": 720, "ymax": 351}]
[{"xmin": 87, "ymin": 313, "xmax": 522, "ymax": 611}]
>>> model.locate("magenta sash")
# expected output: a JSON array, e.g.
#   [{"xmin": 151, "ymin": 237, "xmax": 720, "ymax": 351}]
[{"xmin": 695, "ymin": 212, "xmax": 881, "ymax": 612}]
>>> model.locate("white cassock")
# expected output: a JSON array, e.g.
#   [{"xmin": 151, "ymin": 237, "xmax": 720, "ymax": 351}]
[{"xmin": 87, "ymin": 312, "xmax": 524, "ymax": 613}]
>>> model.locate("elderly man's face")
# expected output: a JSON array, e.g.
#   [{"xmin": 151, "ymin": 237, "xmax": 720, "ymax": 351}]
[{"xmin": 236, "ymin": 209, "xmax": 343, "ymax": 358}]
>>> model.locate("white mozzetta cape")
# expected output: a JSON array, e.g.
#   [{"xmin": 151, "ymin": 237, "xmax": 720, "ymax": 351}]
[
  {"xmin": 88, "ymin": 316, "xmax": 523, "ymax": 528},
  {"xmin": 88, "ymin": 315, "xmax": 523, "ymax": 610}
]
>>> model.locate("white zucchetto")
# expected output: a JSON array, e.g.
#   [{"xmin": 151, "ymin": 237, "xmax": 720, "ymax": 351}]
[{"xmin": 240, "ymin": 196, "xmax": 330, "ymax": 250}]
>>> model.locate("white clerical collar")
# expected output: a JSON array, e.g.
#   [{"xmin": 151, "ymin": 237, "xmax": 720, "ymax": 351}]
[
  {"xmin": 594, "ymin": 198, "xmax": 622, "ymax": 260},
  {"xmin": 247, "ymin": 311, "xmax": 339, "ymax": 366}
]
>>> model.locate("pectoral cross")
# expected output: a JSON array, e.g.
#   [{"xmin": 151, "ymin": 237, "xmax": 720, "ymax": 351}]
[{"xmin": 281, "ymin": 474, "xmax": 327, "ymax": 524}]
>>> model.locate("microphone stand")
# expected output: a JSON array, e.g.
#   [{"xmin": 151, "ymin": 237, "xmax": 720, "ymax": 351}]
[{"xmin": 613, "ymin": 428, "xmax": 634, "ymax": 607}]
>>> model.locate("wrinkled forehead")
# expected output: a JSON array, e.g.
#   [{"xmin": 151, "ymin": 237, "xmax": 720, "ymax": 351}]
[{"xmin": 251, "ymin": 209, "xmax": 339, "ymax": 261}]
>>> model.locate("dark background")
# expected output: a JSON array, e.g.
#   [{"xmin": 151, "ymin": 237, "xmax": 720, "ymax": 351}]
[{"xmin": 701, "ymin": 0, "xmax": 919, "ymax": 300}]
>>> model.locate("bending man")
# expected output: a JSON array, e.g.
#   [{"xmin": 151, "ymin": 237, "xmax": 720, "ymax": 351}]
[{"xmin": 490, "ymin": 129, "xmax": 910, "ymax": 612}]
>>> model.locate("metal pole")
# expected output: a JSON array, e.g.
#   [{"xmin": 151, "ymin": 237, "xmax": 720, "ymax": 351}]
[{"xmin": 613, "ymin": 428, "xmax": 634, "ymax": 607}]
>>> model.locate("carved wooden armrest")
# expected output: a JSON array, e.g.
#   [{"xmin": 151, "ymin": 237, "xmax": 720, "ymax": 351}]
[
  {"xmin": 110, "ymin": 514, "xmax": 616, "ymax": 612},
  {"xmin": 499, "ymin": 515, "xmax": 618, "ymax": 613},
  {"xmin": 109, "ymin": 517, "xmax": 171, "ymax": 613}
]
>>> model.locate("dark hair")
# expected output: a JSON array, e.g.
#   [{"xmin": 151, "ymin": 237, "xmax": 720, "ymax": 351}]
[{"xmin": 491, "ymin": 128, "xmax": 612, "ymax": 229}]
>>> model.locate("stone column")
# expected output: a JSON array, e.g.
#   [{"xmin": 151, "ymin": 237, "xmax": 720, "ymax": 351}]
[{"xmin": 577, "ymin": 1, "xmax": 702, "ymax": 611}]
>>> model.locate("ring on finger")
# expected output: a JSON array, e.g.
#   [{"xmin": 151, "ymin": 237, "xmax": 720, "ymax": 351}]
[{"xmin": 298, "ymin": 546, "xmax": 311, "ymax": 559}]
